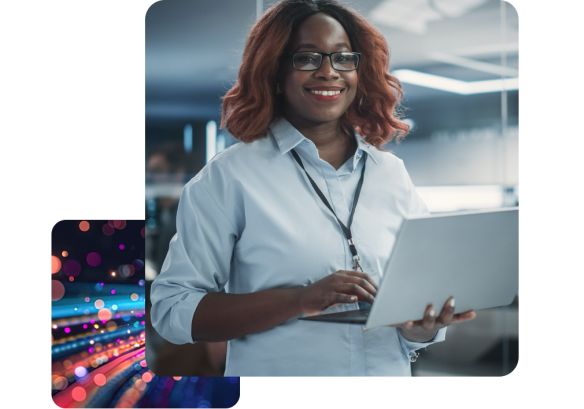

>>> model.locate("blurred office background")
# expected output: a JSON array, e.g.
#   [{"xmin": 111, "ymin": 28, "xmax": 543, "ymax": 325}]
[{"xmin": 145, "ymin": 0, "xmax": 518, "ymax": 376}]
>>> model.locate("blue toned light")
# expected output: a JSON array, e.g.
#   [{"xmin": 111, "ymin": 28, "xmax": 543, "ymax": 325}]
[
  {"xmin": 197, "ymin": 400, "xmax": 211, "ymax": 408},
  {"xmin": 147, "ymin": 199, "xmax": 156, "ymax": 214},
  {"xmin": 217, "ymin": 133, "xmax": 225, "ymax": 153},
  {"xmin": 392, "ymin": 69, "xmax": 519, "ymax": 95},
  {"xmin": 184, "ymin": 123, "xmax": 193, "ymax": 154},
  {"xmin": 402, "ymin": 118, "xmax": 415, "ymax": 130},
  {"xmin": 206, "ymin": 120, "xmax": 217, "ymax": 163}
]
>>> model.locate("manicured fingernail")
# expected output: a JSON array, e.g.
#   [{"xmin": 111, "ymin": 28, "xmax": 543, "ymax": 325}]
[
  {"xmin": 429, "ymin": 309, "xmax": 436, "ymax": 317},
  {"xmin": 351, "ymin": 296, "xmax": 356, "ymax": 301},
  {"xmin": 450, "ymin": 298, "xmax": 455, "ymax": 307}
]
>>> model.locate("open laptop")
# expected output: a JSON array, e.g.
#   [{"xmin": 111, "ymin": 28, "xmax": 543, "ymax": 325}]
[{"xmin": 299, "ymin": 207, "xmax": 518, "ymax": 330}]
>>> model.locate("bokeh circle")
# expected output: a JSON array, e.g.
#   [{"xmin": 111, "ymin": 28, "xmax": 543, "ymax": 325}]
[{"xmin": 63, "ymin": 260, "xmax": 81, "ymax": 277}]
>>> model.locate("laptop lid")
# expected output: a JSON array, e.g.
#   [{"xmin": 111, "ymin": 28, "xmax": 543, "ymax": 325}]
[{"xmin": 364, "ymin": 208, "xmax": 518, "ymax": 329}]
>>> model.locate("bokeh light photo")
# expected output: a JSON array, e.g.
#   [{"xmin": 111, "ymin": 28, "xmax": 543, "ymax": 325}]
[{"xmin": 51, "ymin": 220, "xmax": 240, "ymax": 408}]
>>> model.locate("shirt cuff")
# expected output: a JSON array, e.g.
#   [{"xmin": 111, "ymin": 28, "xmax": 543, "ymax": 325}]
[
  {"xmin": 397, "ymin": 327, "xmax": 447, "ymax": 361},
  {"xmin": 150, "ymin": 288, "xmax": 206, "ymax": 345}
]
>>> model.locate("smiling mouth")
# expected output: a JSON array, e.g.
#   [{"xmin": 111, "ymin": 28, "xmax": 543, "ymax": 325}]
[
  {"xmin": 304, "ymin": 88, "xmax": 346, "ymax": 97},
  {"xmin": 307, "ymin": 89, "xmax": 343, "ymax": 96}
]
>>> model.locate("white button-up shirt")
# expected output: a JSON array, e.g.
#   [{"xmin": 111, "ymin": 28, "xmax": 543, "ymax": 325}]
[{"xmin": 150, "ymin": 117, "xmax": 446, "ymax": 376}]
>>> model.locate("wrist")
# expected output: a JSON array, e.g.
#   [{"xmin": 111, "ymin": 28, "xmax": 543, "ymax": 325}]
[
  {"xmin": 290, "ymin": 287, "xmax": 306, "ymax": 316},
  {"xmin": 399, "ymin": 327, "xmax": 438, "ymax": 343}
]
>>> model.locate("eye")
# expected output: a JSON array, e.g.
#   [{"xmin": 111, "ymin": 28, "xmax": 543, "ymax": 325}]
[{"xmin": 296, "ymin": 55, "xmax": 318, "ymax": 63}]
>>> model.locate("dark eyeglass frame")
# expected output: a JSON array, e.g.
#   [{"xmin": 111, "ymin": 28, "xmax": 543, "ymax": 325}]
[{"xmin": 288, "ymin": 51, "xmax": 362, "ymax": 71}]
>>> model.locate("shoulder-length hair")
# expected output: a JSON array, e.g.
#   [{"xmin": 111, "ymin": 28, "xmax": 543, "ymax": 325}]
[{"xmin": 221, "ymin": 0, "xmax": 409, "ymax": 149}]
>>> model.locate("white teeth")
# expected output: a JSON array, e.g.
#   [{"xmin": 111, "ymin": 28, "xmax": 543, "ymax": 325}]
[{"xmin": 310, "ymin": 90, "xmax": 341, "ymax": 96}]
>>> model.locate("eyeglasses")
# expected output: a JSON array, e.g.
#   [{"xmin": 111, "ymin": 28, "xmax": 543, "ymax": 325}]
[{"xmin": 288, "ymin": 52, "xmax": 361, "ymax": 71}]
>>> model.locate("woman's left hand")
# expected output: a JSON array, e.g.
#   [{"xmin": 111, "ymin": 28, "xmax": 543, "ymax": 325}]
[{"xmin": 391, "ymin": 297, "xmax": 477, "ymax": 343}]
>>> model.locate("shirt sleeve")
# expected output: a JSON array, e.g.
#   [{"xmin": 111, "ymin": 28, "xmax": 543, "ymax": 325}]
[
  {"xmin": 400, "ymin": 159, "xmax": 429, "ymax": 216},
  {"xmin": 150, "ymin": 176, "xmax": 238, "ymax": 345},
  {"xmin": 397, "ymin": 327, "xmax": 447, "ymax": 360}
]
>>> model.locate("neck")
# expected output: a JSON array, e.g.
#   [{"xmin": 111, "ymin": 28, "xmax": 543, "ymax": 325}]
[{"xmin": 286, "ymin": 118, "xmax": 356, "ymax": 157}]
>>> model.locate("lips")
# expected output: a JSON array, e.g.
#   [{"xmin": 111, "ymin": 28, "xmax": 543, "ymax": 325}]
[
  {"xmin": 307, "ymin": 86, "xmax": 345, "ymax": 91},
  {"xmin": 305, "ymin": 88, "xmax": 344, "ymax": 101}
]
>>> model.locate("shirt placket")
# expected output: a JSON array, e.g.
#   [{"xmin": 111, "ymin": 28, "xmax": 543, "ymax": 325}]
[{"xmin": 317, "ymin": 156, "xmax": 367, "ymax": 376}]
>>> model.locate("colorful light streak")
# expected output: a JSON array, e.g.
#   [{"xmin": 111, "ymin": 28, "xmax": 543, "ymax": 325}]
[
  {"xmin": 53, "ymin": 347, "xmax": 146, "ymax": 407},
  {"xmin": 52, "ymin": 220, "xmax": 239, "ymax": 408}
]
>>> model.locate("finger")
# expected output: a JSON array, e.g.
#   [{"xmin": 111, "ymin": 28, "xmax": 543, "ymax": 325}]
[
  {"xmin": 335, "ymin": 283, "xmax": 375, "ymax": 304},
  {"xmin": 389, "ymin": 321, "xmax": 415, "ymax": 330},
  {"xmin": 421, "ymin": 305, "xmax": 437, "ymax": 330},
  {"xmin": 331, "ymin": 293, "xmax": 359, "ymax": 305},
  {"xmin": 451, "ymin": 310, "xmax": 476, "ymax": 324},
  {"xmin": 341, "ymin": 270, "xmax": 378, "ymax": 291},
  {"xmin": 342, "ymin": 276, "xmax": 377, "ymax": 297},
  {"xmin": 437, "ymin": 296, "xmax": 456, "ymax": 326}
]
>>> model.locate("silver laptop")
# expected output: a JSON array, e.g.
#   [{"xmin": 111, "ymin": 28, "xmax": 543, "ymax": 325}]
[{"xmin": 299, "ymin": 208, "xmax": 518, "ymax": 329}]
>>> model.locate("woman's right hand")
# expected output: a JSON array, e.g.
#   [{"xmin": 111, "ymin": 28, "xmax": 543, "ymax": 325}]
[{"xmin": 297, "ymin": 270, "xmax": 378, "ymax": 316}]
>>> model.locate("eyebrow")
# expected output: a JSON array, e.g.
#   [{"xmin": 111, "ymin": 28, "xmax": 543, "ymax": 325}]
[{"xmin": 295, "ymin": 42, "xmax": 351, "ymax": 51}]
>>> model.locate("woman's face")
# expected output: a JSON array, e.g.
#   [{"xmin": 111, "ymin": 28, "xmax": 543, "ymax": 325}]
[{"xmin": 280, "ymin": 13, "xmax": 358, "ymax": 127}]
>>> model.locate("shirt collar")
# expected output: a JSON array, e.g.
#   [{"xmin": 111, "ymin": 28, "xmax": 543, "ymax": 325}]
[{"xmin": 269, "ymin": 117, "xmax": 378, "ymax": 165}]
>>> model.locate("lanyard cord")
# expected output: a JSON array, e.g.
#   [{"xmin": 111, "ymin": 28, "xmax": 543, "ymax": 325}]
[{"xmin": 290, "ymin": 148, "xmax": 367, "ymax": 270}]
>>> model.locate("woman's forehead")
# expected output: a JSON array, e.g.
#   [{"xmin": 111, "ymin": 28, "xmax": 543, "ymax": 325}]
[{"xmin": 289, "ymin": 13, "xmax": 351, "ymax": 51}]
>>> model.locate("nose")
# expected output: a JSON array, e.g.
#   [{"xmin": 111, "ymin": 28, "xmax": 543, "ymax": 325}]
[{"xmin": 315, "ymin": 55, "xmax": 339, "ymax": 78}]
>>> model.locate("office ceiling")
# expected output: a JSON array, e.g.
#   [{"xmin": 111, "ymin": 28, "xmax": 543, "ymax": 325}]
[{"xmin": 145, "ymin": 0, "xmax": 518, "ymax": 121}]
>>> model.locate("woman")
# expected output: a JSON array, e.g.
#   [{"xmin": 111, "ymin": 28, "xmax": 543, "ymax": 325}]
[{"xmin": 150, "ymin": 0, "xmax": 476, "ymax": 376}]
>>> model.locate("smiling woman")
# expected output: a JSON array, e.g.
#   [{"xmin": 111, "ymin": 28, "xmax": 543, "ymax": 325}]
[
  {"xmin": 221, "ymin": 0, "xmax": 410, "ymax": 151},
  {"xmin": 150, "ymin": 0, "xmax": 475, "ymax": 377}
]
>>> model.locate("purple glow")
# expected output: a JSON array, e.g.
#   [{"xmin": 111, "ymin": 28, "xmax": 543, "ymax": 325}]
[
  {"xmin": 141, "ymin": 321, "xmax": 145, "ymax": 325},
  {"xmin": 115, "ymin": 314, "xmax": 120, "ymax": 319},
  {"xmin": 119, "ymin": 244, "xmax": 125, "ymax": 250},
  {"xmin": 63, "ymin": 260, "xmax": 81, "ymax": 277},
  {"xmin": 83, "ymin": 324, "xmax": 88, "ymax": 329},
  {"xmin": 90, "ymin": 320, "xmax": 95, "ymax": 324},
  {"xmin": 88, "ymin": 347, "xmax": 94, "ymax": 353},
  {"xmin": 132, "ymin": 259, "xmax": 144, "ymax": 270},
  {"xmin": 111, "ymin": 289, "xmax": 116, "ymax": 295},
  {"xmin": 86, "ymin": 252, "xmax": 101, "ymax": 267},
  {"xmin": 64, "ymin": 327, "xmax": 71, "ymax": 333}
]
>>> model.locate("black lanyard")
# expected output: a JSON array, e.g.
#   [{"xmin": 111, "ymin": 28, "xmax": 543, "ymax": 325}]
[{"xmin": 290, "ymin": 148, "xmax": 367, "ymax": 271}]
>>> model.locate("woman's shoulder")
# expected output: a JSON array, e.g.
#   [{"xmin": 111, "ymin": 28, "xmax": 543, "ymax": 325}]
[
  {"xmin": 187, "ymin": 134, "xmax": 279, "ymax": 188},
  {"xmin": 365, "ymin": 144, "xmax": 406, "ymax": 170}
]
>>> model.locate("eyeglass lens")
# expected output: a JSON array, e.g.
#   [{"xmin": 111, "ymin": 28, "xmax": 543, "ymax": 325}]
[{"xmin": 292, "ymin": 52, "xmax": 359, "ymax": 71}]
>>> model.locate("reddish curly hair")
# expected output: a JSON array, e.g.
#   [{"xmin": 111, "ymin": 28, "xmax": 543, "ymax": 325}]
[{"xmin": 221, "ymin": 0, "xmax": 409, "ymax": 149}]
